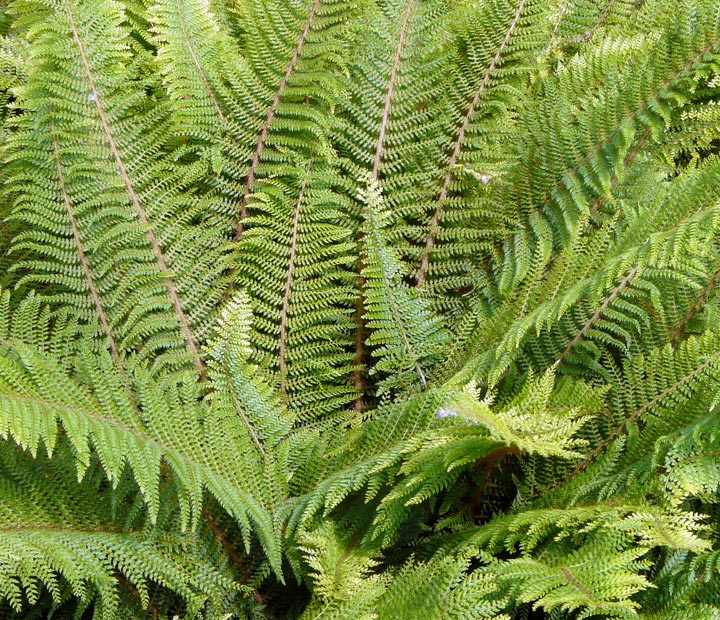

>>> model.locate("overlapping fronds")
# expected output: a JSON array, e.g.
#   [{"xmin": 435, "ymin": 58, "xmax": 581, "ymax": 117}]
[
  {"xmin": 149, "ymin": 0, "xmax": 242, "ymax": 145},
  {"xmin": 0, "ymin": 299, "xmax": 283, "ymax": 574},
  {"xmin": 498, "ymin": 0, "xmax": 720, "ymax": 293},
  {"xmin": 523, "ymin": 329, "xmax": 720, "ymax": 510},
  {"xmin": 5, "ymin": 0, "xmax": 231, "ymax": 376},
  {"xmin": 2, "ymin": 0, "xmax": 720, "ymax": 617},
  {"xmin": 441, "ymin": 151, "xmax": 720, "ymax": 390},
  {"xmin": 328, "ymin": 0, "xmax": 450, "ymax": 225},
  {"xmin": 0, "ymin": 440, "xmax": 242, "ymax": 619},
  {"xmin": 284, "ymin": 369, "xmax": 589, "ymax": 544},
  {"xmin": 413, "ymin": 0, "xmax": 554, "ymax": 300},
  {"xmin": 221, "ymin": 0, "xmax": 366, "ymax": 239}
]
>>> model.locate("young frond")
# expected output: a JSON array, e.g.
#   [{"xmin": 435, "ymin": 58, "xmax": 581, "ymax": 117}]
[{"xmin": 359, "ymin": 181, "xmax": 447, "ymax": 393}]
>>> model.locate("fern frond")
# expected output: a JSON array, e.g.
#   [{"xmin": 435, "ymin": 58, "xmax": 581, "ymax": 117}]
[
  {"xmin": 0, "ymin": 440, "xmax": 243, "ymax": 619},
  {"xmin": 6, "ymin": 0, "xmax": 230, "ymax": 375},
  {"xmin": 415, "ymin": 0, "xmax": 552, "ymax": 294},
  {"xmin": 546, "ymin": 0, "xmax": 640, "ymax": 52},
  {"xmin": 149, "ymin": 0, "xmax": 240, "ymax": 145},
  {"xmin": 207, "ymin": 293, "xmax": 294, "ymax": 450},
  {"xmin": 535, "ymin": 329, "xmax": 720, "ymax": 507},
  {"xmin": 359, "ymin": 181, "xmax": 447, "ymax": 393},
  {"xmin": 224, "ymin": 0, "xmax": 364, "ymax": 239},
  {"xmin": 0, "ymin": 336, "xmax": 282, "ymax": 573},
  {"xmin": 234, "ymin": 161, "xmax": 358, "ymax": 422},
  {"xmin": 3, "ymin": 0, "xmax": 720, "ymax": 617},
  {"xmin": 498, "ymin": 0, "xmax": 720, "ymax": 293}
]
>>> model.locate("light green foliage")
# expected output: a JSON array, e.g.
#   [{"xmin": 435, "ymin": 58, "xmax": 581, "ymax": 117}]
[
  {"xmin": 1, "ymin": 0, "xmax": 720, "ymax": 618},
  {"xmin": 360, "ymin": 180, "xmax": 448, "ymax": 393}
]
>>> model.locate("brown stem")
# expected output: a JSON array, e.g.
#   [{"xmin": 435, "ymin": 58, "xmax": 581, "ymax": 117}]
[
  {"xmin": 560, "ymin": 566, "xmax": 603, "ymax": 608},
  {"xmin": 550, "ymin": 1, "xmax": 569, "ymax": 41},
  {"xmin": 550, "ymin": 0, "xmax": 626, "ymax": 53},
  {"xmin": 175, "ymin": 0, "xmax": 229, "ymax": 126},
  {"xmin": 469, "ymin": 445, "xmax": 521, "ymax": 517},
  {"xmin": 477, "ymin": 444, "xmax": 521, "ymax": 473},
  {"xmin": 557, "ymin": 266, "xmax": 638, "ymax": 364},
  {"xmin": 353, "ymin": 0, "xmax": 417, "ymax": 411},
  {"xmin": 278, "ymin": 168, "xmax": 311, "ymax": 396},
  {"xmin": 234, "ymin": 0, "xmax": 321, "ymax": 241},
  {"xmin": 670, "ymin": 264, "xmax": 720, "ymax": 345},
  {"xmin": 596, "ymin": 0, "xmax": 620, "ymax": 31},
  {"xmin": 416, "ymin": 0, "xmax": 528, "ymax": 286},
  {"xmin": 371, "ymin": 0, "xmax": 415, "ymax": 181},
  {"xmin": 117, "ymin": 573, "xmax": 162, "ymax": 619},
  {"xmin": 352, "ymin": 279, "xmax": 366, "ymax": 412},
  {"xmin": 203, "ymin": 508, "xmax": 268, "ymax": 612},
  {"xmin": 557, "ymin": 356, "xmax": 715, "ymax": 486},
  {"xmin": 49, "ymin": 116, "xmax": 120, "ymax": 362}
]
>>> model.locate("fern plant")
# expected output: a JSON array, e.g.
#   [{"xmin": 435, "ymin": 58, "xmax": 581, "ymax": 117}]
[{"xmin": 1, "ymin": 0, "xmax": 720, "ymax": 617}]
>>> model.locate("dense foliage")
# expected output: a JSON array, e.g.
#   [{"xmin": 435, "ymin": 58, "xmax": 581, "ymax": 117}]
[{"xmin": 1, "ymin": 0, "xmax": 720, "ymax": 617}]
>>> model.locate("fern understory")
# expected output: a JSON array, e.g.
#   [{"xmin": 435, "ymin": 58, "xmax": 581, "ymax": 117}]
[{"xmin": 1, "ymin": 0, "xmax": 720, "ymax": 617}]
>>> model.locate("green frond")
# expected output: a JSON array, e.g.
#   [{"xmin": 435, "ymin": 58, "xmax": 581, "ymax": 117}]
[
  {"xmin": 298, "ymin": 521, "xmax": 386, "ymax": 619},
  {"xmin": 360, "ymin": 180, "xmax": 447, "ymax": 393},
  {"xmin": 447, "ymin": 368, "xmax": 590, "ymax": 458},
  {"xmin": 0, "ymin": 334, "xmax": 282, "ymax": 573},
  {"xmin": 5, "ymin": 0, "xmax": 230, "ymax": 375},
  {"xmin": 658, "ymin": 408, "xmax": 720, "ymax": 507},
  {"xmin": 0, "ymin": 528, "xmax": 238, "ymax": 620},
  {"xmin": 0, "ymin": 441, "xmax": 242, "ymax": 619},
  {"xmin": 444, "ymin": 157, "xmax": 720, "ymax": 387},
  {"xmin": 530, "ymin": 329, "xmax": 720, "ymax": 508},
  {"xmin": 496, "ymin": 548, "xmax": 650, "ymax": 617},
  {"xmin": 219, "ymin": 0, "xmax": 367, "ymax": 240},
  {"xmin": 499, "ymin": 0, "xmax": 720, "ymax": 293},
  {"xmin": 298, "ymin": 526, "xmax": 506, "ymax": 620},
  {"xmin": 149, "ymin": 0, "xmax": 243, "ymax": 144},
  {"xmin": 235, "ymin": 161, "xmax": 359, "ymax": 422},
  {"xmin": 207, "ymin": 292, "xmax": 294, "ymax": 449},
  {"xmin": 413, "ymin": 0, "xmax": 556, "ymax": 300},
  {"xmin": 454, "ymin": 504, "xmax": 709, "ymax": 617},
  {"xmin": 285, "ymin": 368, "xmax": 588, "ymax": 548}
]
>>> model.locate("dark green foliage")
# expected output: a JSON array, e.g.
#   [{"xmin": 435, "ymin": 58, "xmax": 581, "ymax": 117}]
[{"xmin": 1, "ymin": 0, "xmax": 720, "ymax": 618}]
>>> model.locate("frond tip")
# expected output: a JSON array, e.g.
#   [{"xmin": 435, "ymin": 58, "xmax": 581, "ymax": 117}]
[{"xmin": 359, "ymin": 180, "xmax": 448, "ymax": 393}]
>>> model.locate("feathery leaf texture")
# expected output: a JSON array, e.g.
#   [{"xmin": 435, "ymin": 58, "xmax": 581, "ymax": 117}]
[{"xmin": 1, "ymin": 0, "xmax": 720, "ymax": 617}]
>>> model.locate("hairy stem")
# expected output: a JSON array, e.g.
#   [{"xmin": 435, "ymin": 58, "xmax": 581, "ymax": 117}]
[
  {"xmin": 371, "ymin": 0, "xmax": 415, "ymax": 181},
  {"xmin": 175, "ymin": 0, "xmax": 229, "ymax": 126},
  {"xmin": 49, "ymin": 117, "xmax": 120, "ymax": 363},
  {"xmin": 279, "ymin": 168, "xmax": 311, "ymax": 396},
  {"xmin": 671, "ymin": 264, "xmax": 720, "ymax": 345},
  {"xmin": 234, "ymin": 0, "xmax": 321, "ymax": 241},
  {"xmin": 355, "ymin": 0, "xmax": 417, "ymax": 409},
  {"xmin": 416, "ymin": 0, "xmax": 528, "ymax": 286},
  {"xmin": 557, "ymin": 266, "xmax": 638, "ymax": 364}
]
